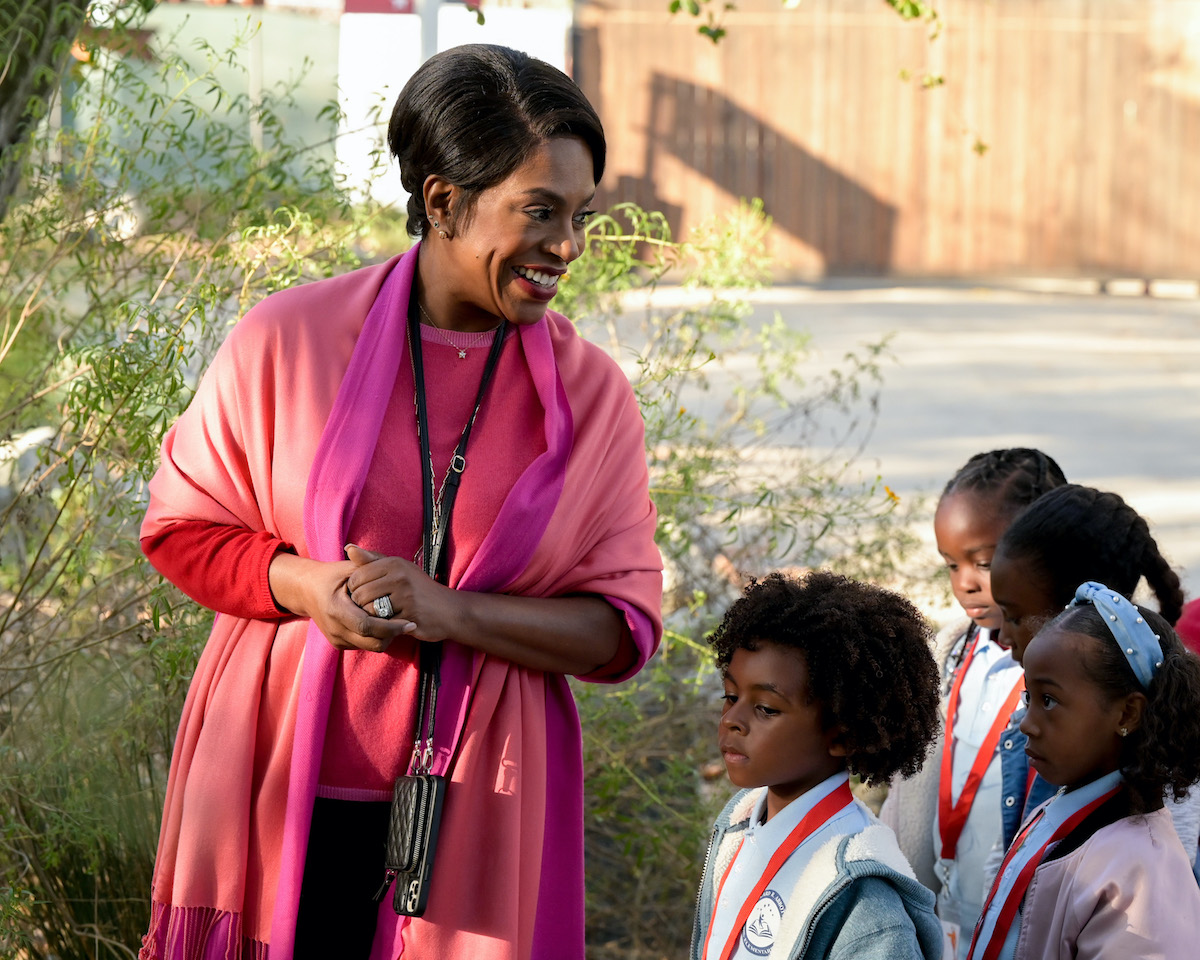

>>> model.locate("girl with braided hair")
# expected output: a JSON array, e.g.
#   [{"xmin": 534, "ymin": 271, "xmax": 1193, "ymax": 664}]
[
  {"xmin": 992, "ymin": 484, "xmax": 1185, "ymax": 661},
  {"xmin": 881, "ymin": 448, "xmax": 1067, "ymax": 958},
  {"xmin": 965, "ymin": 585, "xmax": 1200, "ymax": 960},
  {"xmin": 988, "ymin": 483, "xmax": 1200, "ymax": 867}
]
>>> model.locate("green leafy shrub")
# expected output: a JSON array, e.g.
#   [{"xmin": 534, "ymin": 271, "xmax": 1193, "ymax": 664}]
[
  {"xmin": 0, "ymin": 15, "xmax": 385, "ymax": 958},
  {"xmin": 560, "ymin": 200, "xmax": 918, "ymax": 958}
]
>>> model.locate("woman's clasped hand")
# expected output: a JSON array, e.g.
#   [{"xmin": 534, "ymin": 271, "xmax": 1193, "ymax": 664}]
[{"xmin": 343, "ymin": 544, "xmax": 454, "ymax": 643}]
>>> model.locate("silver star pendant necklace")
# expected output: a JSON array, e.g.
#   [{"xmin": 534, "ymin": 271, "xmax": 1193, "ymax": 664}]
[{"xmin": 418, "ymin": 301, "xmax": 501, "ymax": 359}]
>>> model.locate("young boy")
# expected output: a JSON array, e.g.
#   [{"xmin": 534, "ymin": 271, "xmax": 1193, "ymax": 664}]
[{"xmin": 691, "ymin": 571, "xmax": 943, "ymax": 960}]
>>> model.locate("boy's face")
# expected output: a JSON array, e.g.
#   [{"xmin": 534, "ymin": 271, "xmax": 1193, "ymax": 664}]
[{"xmin": 719, "ymin": 642, "xmax": 845, "ymax": 820}]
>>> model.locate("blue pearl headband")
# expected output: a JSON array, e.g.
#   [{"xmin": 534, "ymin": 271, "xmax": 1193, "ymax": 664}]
[{"xmin": 1069, "ymin": 581, "xmax": 1164, "ymax": 690}]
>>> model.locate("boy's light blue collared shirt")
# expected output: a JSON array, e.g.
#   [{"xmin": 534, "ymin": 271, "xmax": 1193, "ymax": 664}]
[{"xmin": 706, "ymin": 771, "xmax": 869, "ymax": 960}]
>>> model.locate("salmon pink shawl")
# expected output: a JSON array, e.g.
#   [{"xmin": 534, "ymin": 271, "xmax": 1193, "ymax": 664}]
[{"xmin": 139, "ymin": 246, "xmax": 663, "ymax": 960}]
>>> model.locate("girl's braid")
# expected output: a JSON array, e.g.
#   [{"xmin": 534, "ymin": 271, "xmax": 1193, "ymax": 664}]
[
  {"xmin": 1087, "ymin": 492, "xmax": 1183, "ymax": 624},
  {"xmin": 1142, "ymin": 538, "xmax": 1185, "ymax": 625},
  {"xmin": 942, "ymin": 448, "xmax": 1068, "ymax": 517},
  {"xmin": 1001, "ymin": 484, "xmax": 1183, "ymax": 624}
]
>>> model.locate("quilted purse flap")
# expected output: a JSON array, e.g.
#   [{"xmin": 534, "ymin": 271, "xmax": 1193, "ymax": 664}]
[{"xmin": 386, "ymin": 774, "xmax": 431, "ymax": 873}]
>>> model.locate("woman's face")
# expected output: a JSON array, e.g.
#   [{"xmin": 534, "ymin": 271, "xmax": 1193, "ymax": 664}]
[{"xmin": 436, "ymin": 136, "xmax": 596, "ymax": 330}]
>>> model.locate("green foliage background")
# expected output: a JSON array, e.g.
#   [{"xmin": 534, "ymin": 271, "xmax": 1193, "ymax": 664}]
[
  {"xmin": 669, "ymin": 0, "xmax": 940, "ymax": 45},
  {"xmin": 1, "ymin": 11, "xmax": 918, "ymax": 960}
]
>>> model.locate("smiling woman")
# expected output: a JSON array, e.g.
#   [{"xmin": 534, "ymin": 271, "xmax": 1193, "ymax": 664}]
[
  {"xmin": 137, "ymin": 44, "xmax": 662, "ymax": 960},
  {"xmin": 416, "ymin": 137, "xmax": 597, "ymax": 328},
  {"xmin": 388, "ymin": 45, "xmax": 605, "ymax": 333}
]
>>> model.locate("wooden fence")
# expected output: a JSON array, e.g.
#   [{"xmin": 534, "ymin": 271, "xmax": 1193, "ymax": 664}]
[{"xmin": 573, "ymin": 0, "xmax": 1200, "ymax": 278}]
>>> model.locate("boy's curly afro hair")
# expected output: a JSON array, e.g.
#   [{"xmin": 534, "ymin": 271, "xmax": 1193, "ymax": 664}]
[{"xmin": 708, "ymin": 570, "xmax": 940, "ymax": 785}]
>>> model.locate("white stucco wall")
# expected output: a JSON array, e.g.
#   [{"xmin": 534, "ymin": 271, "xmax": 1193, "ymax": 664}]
[{"xmin": 336, "ymin": 4, "xmax": 573, "ymax": 208}]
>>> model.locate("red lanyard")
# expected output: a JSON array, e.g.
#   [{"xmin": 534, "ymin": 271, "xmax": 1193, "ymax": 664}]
[
  {"xmin": 965, "ymin": 784, "xmax": 1121, "ymax": 960},
  {"xmin": 1024, "ymin": 767, "xmax": 1038, "ymax": 804},
  {"xmin": 701, "ymin": 782, "xmax": 854, "ymax": 960},
  {"xmin": 939, "ymin": 634, "xmax": 1025, "ymax": 860}
]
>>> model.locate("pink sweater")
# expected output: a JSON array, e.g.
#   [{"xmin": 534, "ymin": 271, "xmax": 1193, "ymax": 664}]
[
  {"xmin": 1015, "ymin": 806, "xmax": 1200, "ymax": 959},
  {"xmin": 143, "ymin": 325, "xmax": 542, "ymax": 797}
]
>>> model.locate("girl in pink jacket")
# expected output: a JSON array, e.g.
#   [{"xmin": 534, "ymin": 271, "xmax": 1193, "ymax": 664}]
[{"xmin": 966, "ymin": 582, "xmax": 1200, "ymax": 960}]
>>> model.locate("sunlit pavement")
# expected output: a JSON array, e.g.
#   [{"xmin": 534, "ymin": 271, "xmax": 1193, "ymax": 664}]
[{"xmin": 652, "ymin": 281, "xmax": 1200, "ymax": 610}]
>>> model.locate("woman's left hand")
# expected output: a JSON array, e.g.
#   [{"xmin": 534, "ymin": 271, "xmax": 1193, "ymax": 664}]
[
  {"xmin": 343, "ymin": 544, "xmax": 461, "ymax": 642},
  {"xmin": 344, "ymin": 545, "xmax": 624, "ymax": 674}
]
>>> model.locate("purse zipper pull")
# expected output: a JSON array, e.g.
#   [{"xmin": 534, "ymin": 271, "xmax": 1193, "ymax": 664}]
[{"xmin": 373, "ymin": 869, "xmax": 397, "ymax": 902}]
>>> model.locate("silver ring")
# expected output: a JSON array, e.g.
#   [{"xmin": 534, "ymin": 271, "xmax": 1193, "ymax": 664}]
[{"xmin": 373, "ymin": 595, "xmax": 394, "ymax": 619}]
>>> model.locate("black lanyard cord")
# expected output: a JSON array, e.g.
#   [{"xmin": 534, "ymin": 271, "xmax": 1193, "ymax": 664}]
[
  {"xmin": 406, "ymin": 305, "xmax": 508, "ymax": 771},
  {"xmin": 409, "ymin": 308, "xmax": 508, "ymax": 584}
]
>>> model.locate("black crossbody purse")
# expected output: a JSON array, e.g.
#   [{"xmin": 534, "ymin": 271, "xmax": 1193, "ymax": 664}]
[
  {"xmin": 384, "ymin": 644, "xmax": 447, "ymax": 917},
  {"xmin": 377, "ymin": 306, "xmax": 507, "ymax": 918}
]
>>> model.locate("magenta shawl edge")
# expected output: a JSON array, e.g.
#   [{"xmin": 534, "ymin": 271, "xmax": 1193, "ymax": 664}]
[
  {"xmin": 140, "ymin": 902, "xmax": 267, "ymax": 960},
  {"xmin": 268, "ymin": 247, "xmax": 584, "ymax": 959},
  {"xmin": 269, "ymin": 250, "xmax": 419, "ymax": 960}
]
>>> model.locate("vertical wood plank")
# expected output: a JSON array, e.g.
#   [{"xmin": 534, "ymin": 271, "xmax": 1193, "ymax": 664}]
[{"xmin": 575, "ymin": 0, "xmax": 1200, "ymax": 278}]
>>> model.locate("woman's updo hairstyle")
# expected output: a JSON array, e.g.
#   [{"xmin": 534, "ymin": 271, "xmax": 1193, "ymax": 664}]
[{"xmin": 388, "ymin": 43, "xmax": 606, "ymax": 239}]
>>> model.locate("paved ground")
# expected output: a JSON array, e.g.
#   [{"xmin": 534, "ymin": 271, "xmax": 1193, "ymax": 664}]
[{"xmin": 655, "ymin": 281, "xmax": 1200, "ymax": 614}]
